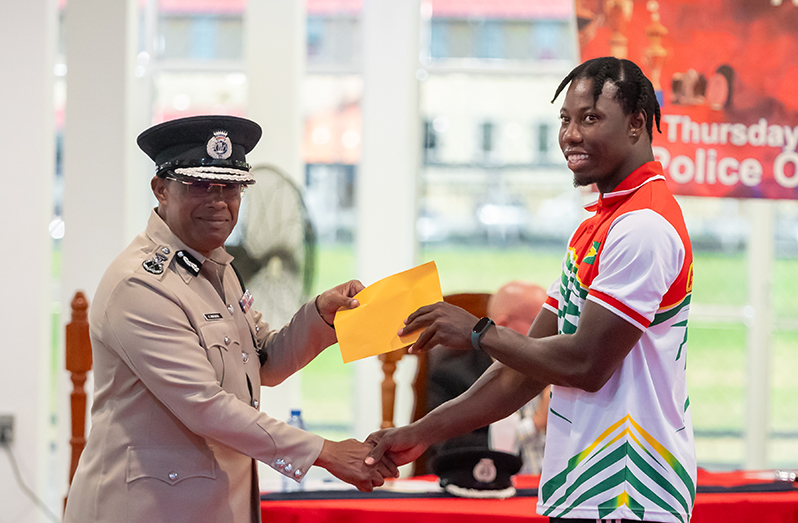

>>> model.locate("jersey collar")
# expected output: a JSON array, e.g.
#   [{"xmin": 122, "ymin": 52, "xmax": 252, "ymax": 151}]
[{"xmin": 584, "ymin": 161, "xmax": 667, "ymax": 212}]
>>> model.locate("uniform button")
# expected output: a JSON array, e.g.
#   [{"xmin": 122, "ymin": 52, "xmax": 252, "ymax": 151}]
[
  {"xmin": 255, "ymin": 325, "xmax": 260, "ymax": 333},
  {"xmin": 242, "ymin": 351, "xmax": 249, "ymax": 363},
  {"xmin": 284, "ymin": 463, "xmax": 293, "ymax": 473},
  {"xmin": 168, "ymin": 472, "xmax": 178, "ymax": 481},
  {"xmin": 227, "ymin": 304, "xmax": 235, "ymax": 314},
  {"xmin": 275, "ymin": 459, "xmax": 285, "ymax": 469},
  {"xmin": 161, "ymin": 247, "xmax": 170, "ymax": 255},
  {"xmin": 294, "ymin": 469, "xmax": 303, "ymax": 478},
  {"xmin": 253, "ymin": 399, "xmax": 259, "ymax": 408},
  {"xmin": 224, "ymin": 336, "xmax": 230, "ymax": 345}
]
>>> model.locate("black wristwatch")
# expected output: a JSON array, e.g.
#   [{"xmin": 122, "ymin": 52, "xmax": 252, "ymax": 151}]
[{"xmin": 471, "ymin": 317, "xmax": 495, "ymax": 351}]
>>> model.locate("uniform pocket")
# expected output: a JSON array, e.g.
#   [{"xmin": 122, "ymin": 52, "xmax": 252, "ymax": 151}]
[
  {"xmin": 126, "ymin": 446, "xmax": 216, "ymax": 485},
  {"xmin": 199, "ymin": 321, "xmax": 241, "ymax": 386}
]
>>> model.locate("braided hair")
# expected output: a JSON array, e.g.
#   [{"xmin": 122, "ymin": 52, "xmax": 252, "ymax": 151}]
[{"xmin": 552, "ymin": 57, "xmax": 661, "ymax": 140}]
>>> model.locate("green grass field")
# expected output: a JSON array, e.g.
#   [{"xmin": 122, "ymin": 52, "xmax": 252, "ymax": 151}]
[{"xmin": 302, "ymin": 245, "xmax": 798, "ymax": 469}]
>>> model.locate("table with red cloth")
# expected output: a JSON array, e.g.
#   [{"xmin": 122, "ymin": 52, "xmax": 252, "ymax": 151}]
[{"xmin": 261, "ymin": 469, "xmax": 798, "ymax": 523}]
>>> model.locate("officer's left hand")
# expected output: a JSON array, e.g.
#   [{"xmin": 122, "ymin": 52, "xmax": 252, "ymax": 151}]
[{"xmin": 316, "ymin": 280, "xmax": 365, "ymax": 326}]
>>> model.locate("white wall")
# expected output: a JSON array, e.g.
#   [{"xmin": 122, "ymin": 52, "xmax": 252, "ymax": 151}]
[
  {"xmin": 0, "ymin": 0, "xmax": 59, "ymax": 521},
  {"xmin": 61, "ymin": 0, "xmax": 143, "ymax": 304},
  {"xmin": 60, "ymin": 0, "xmax": 143, "ymax": 515}
]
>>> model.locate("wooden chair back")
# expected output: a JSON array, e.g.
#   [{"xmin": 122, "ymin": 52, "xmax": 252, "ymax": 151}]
[
  {"xmin": 379, "ymin": 292, "xmax": 491, "ymax": 475},
  {"xmin": 66, "ymin": 292, "xmax": 92, "ymax": 496}
]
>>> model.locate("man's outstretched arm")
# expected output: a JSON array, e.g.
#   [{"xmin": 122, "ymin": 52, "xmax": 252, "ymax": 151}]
[
  {"xmin": 365, "ymin": 307, "xmax": 559, "ymax": 467},
  {"xmin": 403, "ymin": 299, "xmax": 643, "ymax": 393},
  {"xmin": 366, "ymin": 361, "xmax": 546, "ymax": 467}
]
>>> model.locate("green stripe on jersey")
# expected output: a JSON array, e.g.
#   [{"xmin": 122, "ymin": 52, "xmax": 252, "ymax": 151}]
[
  {"xmin": 540, "ymin": 416, "xmax": 695, "ymax": 515},
  {"xmin": 598, "ymin": 491, "xmax": 645, "ymax": 520},
  {"xmin": 651, "ymin": 295, "xmax": 691, "ymax": 326}
]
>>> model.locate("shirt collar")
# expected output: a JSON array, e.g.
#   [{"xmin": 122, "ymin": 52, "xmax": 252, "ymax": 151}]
[
  {"xmin": 145, "ymin": 209, "xmax": 234, "ymax": 266},
  {"xmin": 584, "ymin": 161, "xmax": 666, "ymax": 212}
]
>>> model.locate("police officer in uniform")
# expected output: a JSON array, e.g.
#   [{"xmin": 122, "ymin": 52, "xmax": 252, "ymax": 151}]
[{"xmin": 64, "ymin": 115, "xmax": 396, "ymax": 523}]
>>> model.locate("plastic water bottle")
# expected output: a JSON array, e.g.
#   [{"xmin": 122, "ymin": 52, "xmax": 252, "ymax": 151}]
[{"xmin": 281, "ymin": 409, "xmax": 307, "ymax": 492}]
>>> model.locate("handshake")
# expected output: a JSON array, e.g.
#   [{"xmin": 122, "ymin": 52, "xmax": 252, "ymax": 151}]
[
  {"xmin": 309, "ymin": 284, "xmax": 485, "ymax": 491},
  {"xmin": 314, "ymin": 423, "xmax": 427, "ymax": 492}
]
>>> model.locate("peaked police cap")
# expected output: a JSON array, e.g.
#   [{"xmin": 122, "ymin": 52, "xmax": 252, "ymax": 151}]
[
  {"xmin": 137, "ymin": 115, "xmax": 262, "ymax": 184},
  {"xmin": 432, "ymin": 448, "xmax": 522, "ymax": 499}
]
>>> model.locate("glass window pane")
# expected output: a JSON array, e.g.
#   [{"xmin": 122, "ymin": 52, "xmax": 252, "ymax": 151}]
[
  {"xmin": 504, "ymin": 21, "xmax": 532, "ymax": 60},
  {"xmin": 133, "ymin": 0, "xmax": 798, "ymax": 473},
  {"xmin": 216, "ymin": 17, "xmax": 244, "ymax": 60},
  {"xmin": 158, "ymin": 14, "xmax": 242, "ymax": 60},
  {"xmin": 430, "ymin": 20, "xmax": 449, "ymax": 59},
  {"xmin": 190, "ymin": 16, "xmax": 217, "ymax": 59},
  {"xmin": 476, "ymin": 21, "xmax": 503, "ymax": 59},
  {"xmin": 447, "ymin": 20, "xmax": 474, "ymax": 58},
  {"xmin": 307, "ymin": 16, "xmax": 360, "ymax": 69},
  {"xmin": 532, "ymin": 19, "xmax": 574, "ymax": 61},
  {"xmin": 300, "ymin": 74, "xmax": 362, "ymax": 439},
  {"xmin": 159, "ymin": 16, "xmax": 193, "ymax": 59}
]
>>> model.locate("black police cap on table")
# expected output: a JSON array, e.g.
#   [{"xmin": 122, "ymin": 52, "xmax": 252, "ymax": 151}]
[
  {"xmin": 431, "ymin": 448, "xmax": 523, "ymax": 499},
  {"xmin": 136, "ymin": 115, "xmax": 262, "ymax": 184}
]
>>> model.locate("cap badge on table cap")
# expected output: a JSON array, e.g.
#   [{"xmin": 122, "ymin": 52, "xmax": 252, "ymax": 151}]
[
  {"xmin": 473, "ymin": 458, "xmax": 498, "ymax": 483},
  {"xmin": 431, "ymin": 448, "xmax": 523, "ymax": 499}
]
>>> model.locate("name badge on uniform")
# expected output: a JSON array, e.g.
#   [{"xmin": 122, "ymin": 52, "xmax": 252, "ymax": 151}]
[
  {"xmin": 204, "ymin": 312, "xmax": 224, "ymax": 321},
  {"xmin": 239, "ymin": 289, "xmax": 254, "ymax": 313}
]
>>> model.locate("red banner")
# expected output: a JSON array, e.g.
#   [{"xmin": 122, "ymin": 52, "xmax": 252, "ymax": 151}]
[{"xmin": 576, "ymin": 0, "xmax": 798, "ymax": 199}]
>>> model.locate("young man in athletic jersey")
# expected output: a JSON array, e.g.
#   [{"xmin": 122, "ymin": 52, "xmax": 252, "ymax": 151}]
[{"xmin": 366, "ymin": 57, "xmax": 696, "ymax": 523}]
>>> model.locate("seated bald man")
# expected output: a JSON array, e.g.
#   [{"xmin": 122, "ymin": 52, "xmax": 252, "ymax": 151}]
[{"xmin": 423, "ymin": 281, "xmax": 547, "ymax": 469}]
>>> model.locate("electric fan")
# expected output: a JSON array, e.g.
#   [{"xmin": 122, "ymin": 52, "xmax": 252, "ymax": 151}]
[{"xmin": 226, "ymin": 164, "xmax": 316, "ymax": 328}]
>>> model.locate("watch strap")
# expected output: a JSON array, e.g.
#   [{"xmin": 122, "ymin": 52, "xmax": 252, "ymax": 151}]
[{"xmin": 471, "ymin": 317, "xmax": 495, "ymax": 351}]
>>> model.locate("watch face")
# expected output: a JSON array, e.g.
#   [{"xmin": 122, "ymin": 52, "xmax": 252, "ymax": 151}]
[{"xmin": 474, "ymin": 317, "xmax": 492, "ymax": 333}]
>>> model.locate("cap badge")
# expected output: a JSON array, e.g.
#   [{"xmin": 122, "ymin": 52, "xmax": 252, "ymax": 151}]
[
  {"xmin": 206, "ymin": 130, "xmax": 233, "ymax": 160},
  {"xmin": 472, "ymin": 458, "xmax": 497, "ymax": 484}
]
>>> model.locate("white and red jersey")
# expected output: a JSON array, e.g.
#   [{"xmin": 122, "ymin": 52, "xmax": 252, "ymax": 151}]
[{"xmin": 537, "ymin": 161, "xmax": 696, "ymax": 523}]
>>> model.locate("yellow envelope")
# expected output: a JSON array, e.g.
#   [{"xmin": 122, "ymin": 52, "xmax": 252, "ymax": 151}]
[{"xmin": 335, "ymin": 261, "xmax": 443, "ymax": 363}]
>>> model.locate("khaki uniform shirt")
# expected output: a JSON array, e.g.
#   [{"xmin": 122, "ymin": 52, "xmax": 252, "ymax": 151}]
[{"xmin": 64, "ymin": 210, "xmax": 337, "ymax": 523}]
